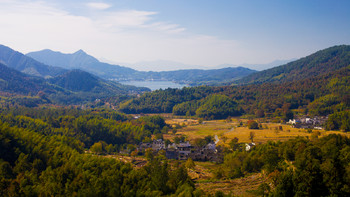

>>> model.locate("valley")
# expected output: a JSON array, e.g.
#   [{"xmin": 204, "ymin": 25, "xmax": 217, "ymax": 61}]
[
  {"xmin": 1, "ymin": 0, "xmax": 350, "ymax": 196},
  {"xmin": 0, "ymin": 44, "xmax": 349, "ymax": 196}
]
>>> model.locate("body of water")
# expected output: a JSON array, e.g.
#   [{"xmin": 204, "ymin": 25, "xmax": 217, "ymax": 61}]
[{"xmin": 120, "ymin": 80, "xmax": 187, "ymax": 91}]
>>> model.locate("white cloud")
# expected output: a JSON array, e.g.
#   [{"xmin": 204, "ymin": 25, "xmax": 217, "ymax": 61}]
[
  {"xmin": 86, "ymin": 2, "xmax": 111, "ymax": 10},
  {"xmin": 0, "ymin": 0, "xmax": 255, "ymax": 68},
  {"xmin": 97, "ymin": 10, "xmax": 157, "ymax": 29}
]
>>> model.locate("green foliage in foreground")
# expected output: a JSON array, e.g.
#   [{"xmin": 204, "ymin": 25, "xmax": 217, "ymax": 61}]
[
  {"xmin": 0, "ymin": 110, "xmax": 195, "ymax": 196},
  {"xmin": 217, "ymin": 134, "xmax": 350, "ymax": 196}
]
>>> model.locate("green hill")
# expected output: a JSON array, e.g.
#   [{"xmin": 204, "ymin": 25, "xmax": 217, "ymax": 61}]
[
  {"xmin": 237, "ymin": 45, "xmax": 350, "ymax": 84},
  {"xmin": 0, "ymin": 63, "xmax": 149, "ymax": 105},
  {"xmin": 48, "ymin": 69, "xmax": 149, "ymax": 96},
  {"xmin": 0, "ymin": 63, "xmax": 62, "ymax": 95}
]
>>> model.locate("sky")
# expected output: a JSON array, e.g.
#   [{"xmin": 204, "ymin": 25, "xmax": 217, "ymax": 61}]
[{"xmin": 0, "ymin": 0, "xmax": 349, "ymax": 71}]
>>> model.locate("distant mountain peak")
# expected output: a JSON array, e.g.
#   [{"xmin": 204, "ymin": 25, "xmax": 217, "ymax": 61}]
[
  {"xmin": 74, "ymin": 49, "xmax": 87, "ymax": 55},
  {"xmin": 0, "ymin": 44, "xmax": 66, "ymax": 77}
]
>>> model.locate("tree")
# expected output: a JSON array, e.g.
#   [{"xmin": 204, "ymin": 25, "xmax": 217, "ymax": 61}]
[
  {"xmin": 249, "ymin": 132, "xmax": 255, "ymax": 142},
  {"xmin": 247, "ymin": 120, "xmax": 259, "ymax": 129},
  {"xmin": 90, "ymin": 142, "xmax": 103, "ymax": 154},
  {"xmin": 165, "ymin": 139, "xmax": 172, "ymax": 147},
  {"xmin": 174, "ymin": 136, "xmax": 181, "ymax": 144},
  {"xmin": 193, "ymin": 138, "xmax": 207, "ymax": 148},
  {"xmin": 172, "ymin": 128, "xmax": 177, "ymax": 134},
  {"xmin": 204, "ymin": 135, "xmax": 214, "ymax": 144},
  {"xmin": 221, "ymin": 136, "xmax": 228, "ymax": 143},
  {"xmin": 185, "ymin": 158, "xmax": 195, "ymax": 169},
  {"xmin": 105, "ymin": 144, "xmax": 116, "ymax": 154},
  {"xmin": 229, "ymin": 137, "xmax": 240, "ymax": 151},
  {"xmin": 198, "ymin": 118, "xmax": 203, "ymax": 124},
  {"xmin": 155, "ymin": 133, "xmax": 163, "ymax": 140},
  {"xmin": 256, "ymin": 183, "xmax": 270, "ymax": 197},
  {"xmin": 255, "ymin": 109, "xmax": 265, "ymax": 118},
  {"xmin": 145, "ymin": 148, "xmax": 154, "ymax": 161}
]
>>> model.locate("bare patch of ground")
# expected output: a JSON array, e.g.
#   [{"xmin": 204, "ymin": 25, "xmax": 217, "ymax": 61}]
[{"xmin": 196, "ymin": 173, "xmax": 268, "ymax": 196}]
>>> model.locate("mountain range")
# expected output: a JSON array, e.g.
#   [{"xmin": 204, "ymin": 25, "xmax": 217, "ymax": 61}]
[
  {"xmin": 26, "ymin": 49, "xmax": 137, "ymax": 79},
  {"xmin": 1, "ymin": 43, "xmax": 349, "ymax": 108},
  {"xmin": 26, "ymin": 49, "xmax": 256, "ymax": 85},
  {"xmin": 118, "ymin": 45, "xmax": 350, "ymax": 115},
  {"xmin": 0, "ymin": 45, "xmax": 149, "ymax": 105},
  {"xmin": 0, "ymin": 45, "xmax": 66, "ymax": 78}
]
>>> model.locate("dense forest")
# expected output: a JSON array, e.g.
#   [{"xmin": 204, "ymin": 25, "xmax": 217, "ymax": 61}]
[
  {"xmin": 0, "ymin": 107, "xmax": 200, "ymax": 196},
  {"xmin": 1, "ymin": 106, "xmax": 350, "ymax": 196},
  {"xmin": 0, "ymin": 107, "xmax": 170, "ymax": 150},
  {"xmin": 218, "ymin": 134, "xmax": 350, "ymax": 196}
]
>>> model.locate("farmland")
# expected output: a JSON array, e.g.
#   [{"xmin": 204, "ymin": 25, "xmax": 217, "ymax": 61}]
[{"xmin": 165, "ymin": 118, "xmax": 350, "ymax": 145}]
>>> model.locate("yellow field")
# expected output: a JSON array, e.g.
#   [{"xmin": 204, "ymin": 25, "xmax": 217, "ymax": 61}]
[{"xmin": 165, "ymin": 118, "xmax": 350, "ymax": 145}]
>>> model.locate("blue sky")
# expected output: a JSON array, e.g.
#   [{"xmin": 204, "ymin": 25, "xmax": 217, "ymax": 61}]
[{"xmin": 0, "ymin": 0, "xmax": 349, "ymax": 70}]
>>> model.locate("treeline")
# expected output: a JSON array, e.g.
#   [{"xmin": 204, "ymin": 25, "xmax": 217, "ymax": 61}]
[
  {"xmin": 173, "ymin": 94, "xmax": 242, "ymax": 119},
  {"xmin": 326, "ymin": 111, "xmax": 350, "ymax": 131},
  {"xmin": 0, "ymin": 107, "xmax": 167, "ymax": 151},
  {"xmin": 119, "ymin": 66, "xmax": 350, "ymax": 121},
  {"xmin": 217, "ymin": 134, "xmax": 350, "ymax": 196},
  {"xmin": 0, "ymin": 120, "xmax": 197, "ymax": 196},
  {"xmin": 119, "ymin": 86, "xmax": 214, "ymax": 114}
]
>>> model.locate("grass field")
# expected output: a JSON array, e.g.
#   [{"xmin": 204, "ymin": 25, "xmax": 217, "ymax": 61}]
[{"xmin": 165, "ymin": 118, "xmax": 350, "ymax": 146}]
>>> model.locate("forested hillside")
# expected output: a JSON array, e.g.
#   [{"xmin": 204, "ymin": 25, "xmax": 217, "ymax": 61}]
[
  {"xmin": 0, "ymin": 107, "xmax": 196, "ymax": 196},
  {"xmin": 218, "ymin": 134, "xmax": 350, "ymax": 196},
  {"xmin": 0, "ymin": 62, "xmax": 149, "ymax": 106},
  {"xmin": 0, "ymin": 45, "xmax": 66, "ymax": 77},
  {"xmin": 155, "ymin": 67, "xmax": 256, "ymax": 86},
  {"xmin": 120, "ymin": 65, "xmax": 350, "ymax": 121},
  {"xmin": 0, "ymin": 63, "xmax": 65, "ymax": 95},
  {"xmin": 237, "ymin": 45, "xmax": 350, "ymax": 84}
]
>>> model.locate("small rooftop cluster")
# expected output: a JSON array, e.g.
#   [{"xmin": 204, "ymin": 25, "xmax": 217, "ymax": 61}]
[{"xmin": 138, "ymin": 139, "xmax": 222, "ymax": 162}]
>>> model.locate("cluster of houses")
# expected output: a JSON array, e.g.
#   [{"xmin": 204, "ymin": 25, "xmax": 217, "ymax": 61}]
[
  {"xmin": 287, "ymin": 116, "xmax": 328, "ymax": 129},
  {"xmin": 138, "ymin": 139, "xmax": 222, "ymax": 162}
]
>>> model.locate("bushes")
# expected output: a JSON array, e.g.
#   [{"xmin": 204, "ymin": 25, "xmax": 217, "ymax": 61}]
[
  {"xmin": 247, "ymin": 120, "xmax": 259, "ymax": 129},
  {"xmin": 326, "ymin": 111, "xmax": 350, "ymax": 131}
]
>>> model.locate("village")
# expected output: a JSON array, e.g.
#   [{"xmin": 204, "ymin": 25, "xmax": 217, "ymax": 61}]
[
  {"xmin": 138, "ymin": 138, "xmax": 223, "ymax": 162},
  {"xmin": 287, "ymin": 116, "xmax": 328, "ymax": 129}
]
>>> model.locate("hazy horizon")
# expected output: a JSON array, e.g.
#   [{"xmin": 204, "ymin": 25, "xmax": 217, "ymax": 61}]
[
  {"xmin": 1, "ymin": 0, "xmax": 350, "ymax": 70},
  {"xmin": 27, "ymin": 47, "xmax": 295, "ymax": 71}
]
